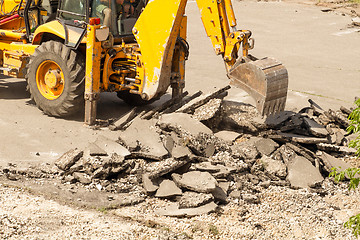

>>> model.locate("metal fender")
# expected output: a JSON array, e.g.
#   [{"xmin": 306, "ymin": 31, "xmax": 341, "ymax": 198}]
[{"xmin": 32, "ymin": 20, "xmax": 87, "ymax": 45}]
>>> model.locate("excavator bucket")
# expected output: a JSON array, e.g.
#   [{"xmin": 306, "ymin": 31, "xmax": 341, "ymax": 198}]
[{"xmin": 228, "ymin": 57, "xmax": 288, "ymax": 116}]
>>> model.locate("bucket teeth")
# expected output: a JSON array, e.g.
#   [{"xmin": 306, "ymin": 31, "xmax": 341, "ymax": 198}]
[{"xmin": 229, "ymin": 57, "xmax": 288, "ymax": 116}]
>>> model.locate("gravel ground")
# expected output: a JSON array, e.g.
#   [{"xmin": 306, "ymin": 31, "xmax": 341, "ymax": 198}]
[
  {"xmin": 112, "ymin": 178, "xmax": 360, "ymax": 240},
  {"xmin": 0, "ymin": 183, "xmax": 164, "ymax": 240},
  {"xmin": 2, "ymin": 177, "xmax": 358, "ymax": 240}
]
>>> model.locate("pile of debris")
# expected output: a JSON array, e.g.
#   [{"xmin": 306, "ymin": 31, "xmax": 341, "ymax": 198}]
[{"xmin": 53, "ymin": 86, "xmax": 358, "ymax": 217}]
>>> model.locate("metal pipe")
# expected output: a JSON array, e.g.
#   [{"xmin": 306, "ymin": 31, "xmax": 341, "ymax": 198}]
[
  {"xmin": 0, "ymin": 29, "xmax": 25, "ymax": 41},
  {"xmin": 125, "ymin": 77, "xmax": 136, "ymax": 83},
  {"xmin": 0, "ymin": 14, "xmax": 20, "ymax": 25}
]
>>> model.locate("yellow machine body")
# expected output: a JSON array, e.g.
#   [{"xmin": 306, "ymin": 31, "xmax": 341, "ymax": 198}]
[{"xmin": 0, "ymin": 0, "xmax": 288, "ymax": 124}]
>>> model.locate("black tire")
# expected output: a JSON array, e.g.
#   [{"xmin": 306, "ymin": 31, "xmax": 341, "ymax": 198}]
[
  {"xmin": 26, "ymin": 41, "xmax": 85, "ymax": 117},
  {"xmin": 116, "ymin": 91, "xmax": 155, "ymax": 106}
]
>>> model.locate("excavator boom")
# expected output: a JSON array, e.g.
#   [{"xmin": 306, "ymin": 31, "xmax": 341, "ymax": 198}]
[
  {"xmin": 134, "ymin": 0, "xmax": 288, "ymax": 115},
  {"xmin": 196, "ymin": 0, "xmax": 289, "ymax": 115}
]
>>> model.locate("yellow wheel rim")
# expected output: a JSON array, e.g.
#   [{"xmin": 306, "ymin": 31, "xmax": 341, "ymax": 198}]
[{"xmin": 36, "ymin": 60, "xmax": 65, "ymax": 100}]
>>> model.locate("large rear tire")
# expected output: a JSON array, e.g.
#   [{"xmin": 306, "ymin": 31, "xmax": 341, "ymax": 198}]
[{"xmin": 26, "ymin": 41, "xmax": 85, "ymax": 117}]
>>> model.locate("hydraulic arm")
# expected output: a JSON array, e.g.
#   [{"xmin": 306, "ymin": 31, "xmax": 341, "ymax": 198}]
[{"xmin": 133, "ymin": 0, "xmax": 288, "ymax": 115}]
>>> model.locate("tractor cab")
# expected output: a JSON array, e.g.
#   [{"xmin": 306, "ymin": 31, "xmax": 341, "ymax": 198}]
[{"xmin": 23, "ymin": 0, "xmax": 144, "ymax": 46}]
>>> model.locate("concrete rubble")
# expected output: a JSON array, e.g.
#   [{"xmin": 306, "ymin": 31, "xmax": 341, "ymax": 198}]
[{"xmin": 46, "ymin": 88, "xmax": 358, "ymax": 217}]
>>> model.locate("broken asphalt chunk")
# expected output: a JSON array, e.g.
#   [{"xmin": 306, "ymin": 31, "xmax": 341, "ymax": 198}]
[
  {"xmin": 265, "ymin": 111, "xmax": 294, "ymax": 128},
  {"xmin": 171, "ymin": 144, "xmax": 192, "ymax": 160},
  {"xmin": 142, "ymin": 173, "xmax": 159, "ymax": 194},
  {"xmin": 273, "ymin": 132, "xmax": 329, "ymax": 144},
  {"xmin": 73, "ymin": 172, "xmax": 92, "ymax": 184},
  {"xmin": 155, "ymin": 180, "xmax": 182, "ymax": 198},
  {"xmin": 303, "ymin": 117, "xmax": 328, "ymax": 137},
  {"xmin": 193, "ymin": 98, "xmax": 222, "ymax": 121},
  {"xmin": 214, "ymin": 131, "xmax": 240, "ymax": 143},
  {"xmin": 317, "ymin": 143, "xmax": 357, "ymax": 154},
  {"xmin": 172, "ymin": 171, "xmax": 218, "ymax": 193},
  {"xmin": 211, "ymin": 186, "xmax": 228, "ymax": 203},
  {"xmin": 179, "ymin": 191, "xmax": 214, "ymax": 209},
  {"xmin": 317, "ymin": 151, "xmax": 353, "ymax": 174},
  {"xmin": 260, "ymin": 156, "xmax": 287, "ymax": 179},
  {"xmin": 147, "ymin": 158, "xmax": 192, "ymax": 180},
  {"xmin": 55, "ymin": 148, "xmax": 83, "ymax": 171},
  {"xmin": 94, "ymin": 135, "xmax": 130, "ymax": 157},
  {"xmin": 254, "ymin": 138, "xmax": 279, "ymax": 156},
  {"xmin": 286, "ymin": 156, "xmax": 324, "ymax": 189},
  {"xmin": 119, "ymin": 118, "xmax": 168, "ymax": 159}
]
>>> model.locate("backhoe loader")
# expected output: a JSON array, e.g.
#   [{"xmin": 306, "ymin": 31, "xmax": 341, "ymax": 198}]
[{"xmin": 0, "ymin": 0, "xmax": 288, "ymax": 125}]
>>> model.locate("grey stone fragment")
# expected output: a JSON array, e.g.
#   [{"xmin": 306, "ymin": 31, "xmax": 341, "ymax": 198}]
[
  {"xmin": 329, "ymin": 129, "xmax": 346, "ymax": 145},
  {"xmin": 142, "ymin": 173, "xmax": 159, "ymax": 194},
  {"xmin": 155, "ymin": 180, "xmax": 182, "ymax": 198},
  {"xmin": 95, "ymin": 135, "xmax": 130, "ymax": 157},
  {"xmin": 178, "ymin": 191, "xmax": 214, "ymax": 209},
  {"xmin": 155, "ymin": 202, "xmax": 217, "ymax": 217},
  {"xmin": 212, "ymin": 165, "xmax": 233, "ymax": 179},
  {"xmin": 343, "ymin": 133, "xmax": 359, "ymax": 147},
  {"xmin": 120, "ymin": 118, "xmax": 168, "ymax": 159},
  {"xmin": 163, "ymin": 135, "xmax": 175, "ymax": 154},
  {"xmin": 303, "ymin": 118, "xmax": 328, "ymax": 137},
  {"xmin": 172, "ymin": 145, "xmax": 191, "ymax": 159},
  {"xmin": 214, "ymin": 131, "xmax": 240, "ymax": 143},
  {"xmin": 334, "ymin": 130, "xmax": 345, "ymax": 146},
  {"xmin": 317, "ymin": 152, "xmax": 353, "ymax": 174},
  {"xmin": 172, "ymin": 171, "xmax": 218, "ymax": 193},
  {"xmin": 231, "ymin": 142, "xmax": 259, "ymax": 160},
  {"xmin": 211, "ymin": 186, "xmax": 227, "ymax": 203},
  {"xmin": 158, "ymin": 113, "xmax": 213, "ymax": 135},
  {"xmin": 260, "ymin": 156, "xmax": 287, "ymax": 179},
  {"xmin": 218, "ymin": 181, "xmax": 230, "ymax": 194},
  {"xmin": 73, "ymin": 172, "xmax": 92, "ymax": 184},
  {"xmin": 229, "ymin": 190, "xmax": 241, "ymax": 199},
  {"xmin": 242, "ymin": 194, "xmax": 260, "ymax": 204},
  {"xmin": 93, "ymin": 166, "xmax": 110, "ymax": 180},
  {"xmin": 259, "ymin": 180, "xmax": 271, "ymax": 188},
  {"xmin": 194, "ymin": 162, "xmax": 220, "ymax": 173},
  {"xmin": 204, "ymin": 143, "xmax": 215, "ymax": 158},
  {"xmin": 254, "ymin": 138, "xmax": 279, "ymax": 156},
  {"xmin": 247, "ymin": 174, "xmax": 260, "ymax": 185},
  {"xmin": 286, "ymin": 156, "xmax": 324, "ymax": 189},
  {"xmin": 62, "ymin": 174, "xmax": 76, "ymax": 184},
  {"xmin": 55, "ymin": 149, "xmax": 83, "ymax": 171}
]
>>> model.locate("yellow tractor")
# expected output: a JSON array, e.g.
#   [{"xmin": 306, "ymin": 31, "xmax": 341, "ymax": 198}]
[{"xmin": 0, "ymin": 0, "xmax": 288, "ymax": 125}]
